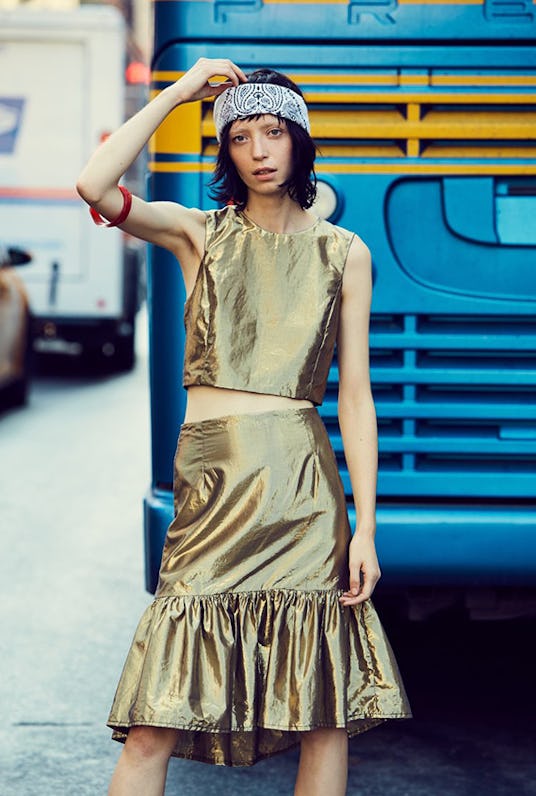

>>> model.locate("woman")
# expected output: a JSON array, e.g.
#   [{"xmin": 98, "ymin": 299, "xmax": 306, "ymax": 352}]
[{"xmin": 77, "ymin": 57, "xmax": 411, "ymax": 796}]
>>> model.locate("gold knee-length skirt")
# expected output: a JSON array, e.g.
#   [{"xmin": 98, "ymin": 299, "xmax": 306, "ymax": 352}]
[{"xmin": 108, "ymin": 406, "xmax": 411, "ymax": 766}]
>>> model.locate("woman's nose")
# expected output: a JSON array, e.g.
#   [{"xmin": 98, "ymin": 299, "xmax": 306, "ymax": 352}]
[{"xmin": 251, "ymin": 137, "xmax": 267, "ymax": 159}]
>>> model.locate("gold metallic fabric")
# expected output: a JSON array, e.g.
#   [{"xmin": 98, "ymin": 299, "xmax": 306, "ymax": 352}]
[
  {"xmin": 183, "ymin": 207, "xmax": 353, "ymax": 406},
  {"xmin": 108, "ymin": 408, "xmax": 411, "ymax": 766}
]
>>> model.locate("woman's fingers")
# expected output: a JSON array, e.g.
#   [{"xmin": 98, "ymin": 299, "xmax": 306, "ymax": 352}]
[
  {"xmin": 219, "ymin": 59, "xmax": 247, "ymax": 85},
  {"xmin": 203, "ymin": 59, "xmax": 244, "ymax": 87},
  {"xmin": 340, "ymin": 535, "xmax": 382, "ymax": 607},
  {"xmin": 339, "ymin": 593, "xmax": 367, "ymax": 606},
  {"xmin": 339, "ymin": 559, "xmax": 381, "ymax": 606},
  {"xmin": 173, "ymin": 58, "xmax": 247, "ymax": 104}
]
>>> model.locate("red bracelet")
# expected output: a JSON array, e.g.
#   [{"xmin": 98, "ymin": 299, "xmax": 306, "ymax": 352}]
[{"xmin": 90, "ymin": 185, "xmax": 133, "ymax": 227}]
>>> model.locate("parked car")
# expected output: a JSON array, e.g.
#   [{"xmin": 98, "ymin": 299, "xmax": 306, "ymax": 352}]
[{"xmin": 0, "ymin": 246, "xmax": 33, "ymax": 409}]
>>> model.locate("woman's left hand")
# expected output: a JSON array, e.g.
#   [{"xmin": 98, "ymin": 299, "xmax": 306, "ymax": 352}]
[{"xmin": 339, "ymin": 531, "xmax": 381, "ymax": 607}]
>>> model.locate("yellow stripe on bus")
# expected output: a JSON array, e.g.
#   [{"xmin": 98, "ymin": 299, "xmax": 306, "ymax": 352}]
[
  {"xmin": 200, "ymin": 110, "xmax": 536, "ymax": 139},
  {"xmin": 201, "ymin": 143, "xmax": 535, "ymax": 159},
  {"xmin": 150, "ymin": 162, "xmax": 213, "ymax": 173},
  {"xmin": 432, "ymin": 76, "xmax": 536, "ymax": 86},
  {"xmin": 303, "ymin": 91, "xmax": 536, "ymax": 103},
  {"xmin": 149, "ymin": 161, "xmax": 536, "ymax": 176},
  {"xmin": 149, "ymin": 90, "xmax": 202, "ymax": 154},
  {"xmin": 152, "ymin": 72, "xmax": 536, "ymax": 89}
]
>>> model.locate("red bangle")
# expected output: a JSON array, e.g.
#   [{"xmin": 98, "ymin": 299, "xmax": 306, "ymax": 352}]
[{"xmin": 90, "ymin": 185, "xmax": 133, "ymax": 227}]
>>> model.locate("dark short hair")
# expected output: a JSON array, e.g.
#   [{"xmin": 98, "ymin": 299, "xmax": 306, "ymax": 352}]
[{"xmin": 208, "ymin": 69, "xmax": 317, "ymax": 210}]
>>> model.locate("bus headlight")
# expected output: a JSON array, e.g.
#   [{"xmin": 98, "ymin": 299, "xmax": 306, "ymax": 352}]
[{"xmin": 312, "ymin": 180, "xmax": 340, "ymax": 221}]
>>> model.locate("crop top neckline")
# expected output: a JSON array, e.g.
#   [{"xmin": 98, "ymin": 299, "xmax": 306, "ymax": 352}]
[
  {"xmin": 184, "ymin": 209, "xmax": 325, "ymax": 317},
  {"xmin": 235, "ymin": 207, "xmax": 322, "ymax": 237}
]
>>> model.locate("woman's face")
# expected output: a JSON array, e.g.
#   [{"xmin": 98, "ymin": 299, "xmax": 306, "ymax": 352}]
[{"xmin": 227, "ymin": 115, "xmax": 293, "ymax": 199}]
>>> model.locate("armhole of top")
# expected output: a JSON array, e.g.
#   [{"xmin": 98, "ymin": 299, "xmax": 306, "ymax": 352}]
[
  {"xmin": 202, "ymin": 209, "xmax": 215, "ymax": 258},
  {"xmin": 201, "ymin": 205, "xmax": 233, "ymax": 260}
]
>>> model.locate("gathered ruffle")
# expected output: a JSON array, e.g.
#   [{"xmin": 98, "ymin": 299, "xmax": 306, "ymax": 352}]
[{"xmin": 108, "ymin": 588, "xmax": 411, "ymax": 766}]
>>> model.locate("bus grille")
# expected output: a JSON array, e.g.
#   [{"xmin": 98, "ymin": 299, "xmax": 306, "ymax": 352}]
[{"xmin": 322, "ymin": 314, "xmax": 536, "ymax": 500}]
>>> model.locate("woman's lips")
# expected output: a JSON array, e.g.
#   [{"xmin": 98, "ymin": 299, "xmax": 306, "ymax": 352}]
[{"xmin": 252, "ymin": 168, "xmax": 277, "ymax": 181}]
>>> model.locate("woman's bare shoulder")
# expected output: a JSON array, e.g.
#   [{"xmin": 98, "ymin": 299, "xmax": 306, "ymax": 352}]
[{"xmin": 340, "ymin": 233, "xmax": 372, "ymax": 299}]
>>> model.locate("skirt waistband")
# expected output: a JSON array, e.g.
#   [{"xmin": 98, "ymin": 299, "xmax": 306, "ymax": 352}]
[{"xmin": 180, "ymin": 405, "xmax": 318, "ymax": 434}]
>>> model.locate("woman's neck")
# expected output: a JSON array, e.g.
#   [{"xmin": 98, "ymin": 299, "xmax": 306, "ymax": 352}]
[{"xmin": 243, "ymin": 194, "xmax": 315, "ymax": 234}]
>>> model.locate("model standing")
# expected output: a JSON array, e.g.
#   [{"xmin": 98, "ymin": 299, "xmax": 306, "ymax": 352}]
[{"xmin": 77, "ymin": 58, "xmax": 411, "ymax": 796}]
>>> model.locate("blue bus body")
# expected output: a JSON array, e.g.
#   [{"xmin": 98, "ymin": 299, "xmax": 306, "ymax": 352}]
[{"xmin": 144, "ymin": 0, "xmax": 536, "ymax": 593}]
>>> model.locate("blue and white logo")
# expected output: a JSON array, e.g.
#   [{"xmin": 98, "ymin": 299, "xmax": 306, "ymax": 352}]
[{"xmin": 0, "ymin": 98, "xmax": 25, "ymax": 154}]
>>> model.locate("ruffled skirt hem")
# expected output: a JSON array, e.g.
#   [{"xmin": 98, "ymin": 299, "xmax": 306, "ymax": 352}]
[{"xmin": 107, "ymin": 588, "xmax": 411, "ymax": 766}]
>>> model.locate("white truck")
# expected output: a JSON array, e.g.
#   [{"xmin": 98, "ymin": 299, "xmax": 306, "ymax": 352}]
[{"xmin": 0, "ymin": 5, "xmax": 144, "ymax": 371}]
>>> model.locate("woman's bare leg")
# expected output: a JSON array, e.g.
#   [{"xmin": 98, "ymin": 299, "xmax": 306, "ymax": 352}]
[
  {"xmin": 295, "ymin": 728, "xmax": 348, "ymax": 796},
  {"xmin": 108, "ymin": 726, "xmax": 179, "ymax": 796}
]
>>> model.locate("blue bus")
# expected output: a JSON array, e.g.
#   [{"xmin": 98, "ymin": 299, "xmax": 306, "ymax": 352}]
[{"xmin": 143, "ymin": 0, "xmax": 536, "ymax": 602}]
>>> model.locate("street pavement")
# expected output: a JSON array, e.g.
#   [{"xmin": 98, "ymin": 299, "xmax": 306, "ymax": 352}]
[{"xmin": 1, "ymin": 307, "xmax": 535, "ymax": 795}]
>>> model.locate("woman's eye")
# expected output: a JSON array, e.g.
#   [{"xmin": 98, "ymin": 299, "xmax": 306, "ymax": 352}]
[
  {"xmin": 269, "ymin": 128, "xmax": 283, "ymax": 137},
  {"xmin": 232, "ymin": 135, "xmax": 246, "ymax": 143}
]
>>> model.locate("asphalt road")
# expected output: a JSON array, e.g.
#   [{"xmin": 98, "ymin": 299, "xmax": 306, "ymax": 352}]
[{"xmin": 1, "ymin": 308, "xmax": 535, "ymax": 796}]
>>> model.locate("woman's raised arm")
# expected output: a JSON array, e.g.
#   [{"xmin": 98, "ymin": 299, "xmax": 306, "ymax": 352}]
[{"xmin": 76, "ymin": 58, "xmax": 247, "ymax": 252}]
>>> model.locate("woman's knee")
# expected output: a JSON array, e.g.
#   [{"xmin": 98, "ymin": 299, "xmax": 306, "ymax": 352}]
[
  {"xmin": 124, "ymin": 726, "xmax": 178, "ymax": 762},
  {"xmin": 300, "ymin": 726, "xmax": 347, "ymax": 752}
]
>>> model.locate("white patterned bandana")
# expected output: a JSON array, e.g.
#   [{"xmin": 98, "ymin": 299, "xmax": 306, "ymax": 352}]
[{"xmin": 213, "ymin": 83, "xmax": 311, "ymax": 142}]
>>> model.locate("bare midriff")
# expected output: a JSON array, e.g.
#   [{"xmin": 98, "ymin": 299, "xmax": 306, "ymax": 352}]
[{"xmin": 183, "ymin": 385, "xmax": 314, "ymax": 424}]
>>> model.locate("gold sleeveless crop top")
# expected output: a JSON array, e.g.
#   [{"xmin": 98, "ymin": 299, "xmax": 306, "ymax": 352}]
[{"xmin": 183, "ymin": 206, "xmax": 354, "ymax": 406}]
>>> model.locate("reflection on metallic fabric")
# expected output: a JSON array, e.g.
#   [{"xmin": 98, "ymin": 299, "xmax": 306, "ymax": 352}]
[
  {"xmin": 183, "ymin": 207, "xmax": 354, "ymax": 406},
  {"xmin": 108, "ymin": 408, "xmax": 411, "ymax": 766}
]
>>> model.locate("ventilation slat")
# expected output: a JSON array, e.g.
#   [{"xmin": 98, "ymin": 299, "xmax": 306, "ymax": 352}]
[
  {"xmin": 326, "ymin": 431, "xmax": 536, "ymax": 457},
  {"xmin": 372, "ymin": 367, "xmax": 536, "ymax": 385},
  {"xmin": 371, "ymin": 333, "xmax": 536, "ymax": 351},
  {"xmin": 342, "ymin": 471, "xmax": 536, "ymax": 498},
  {"xmin": 324, "ymin": 313, "xmax": 536, "ymax": 498}
]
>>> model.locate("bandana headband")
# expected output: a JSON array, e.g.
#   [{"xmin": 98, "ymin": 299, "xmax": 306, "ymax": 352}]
[{"xmin": 213, "ymin": 83, "xmax": 310, "ymax": 142}]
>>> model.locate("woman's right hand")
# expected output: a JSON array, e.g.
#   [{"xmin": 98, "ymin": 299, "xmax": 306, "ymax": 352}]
[{"xmin": 171, "ymin": 58, "xmax": 247, "ymax": 106}]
